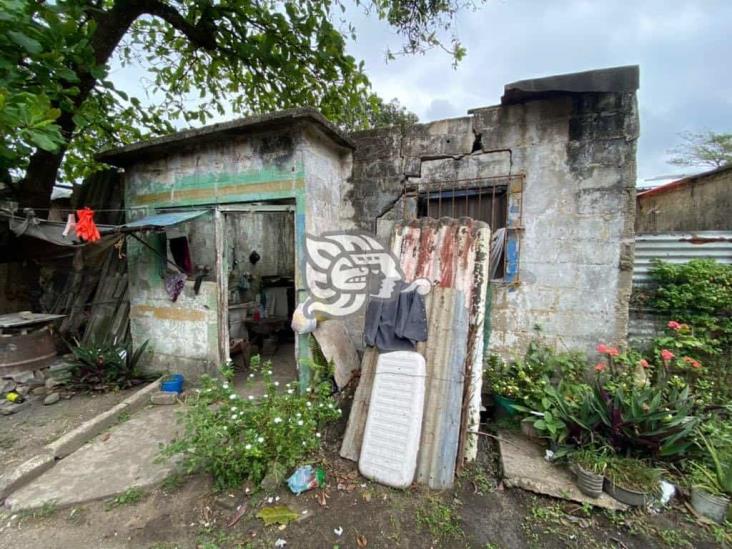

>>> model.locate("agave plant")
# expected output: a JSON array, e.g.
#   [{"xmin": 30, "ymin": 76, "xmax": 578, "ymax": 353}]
[{"xmin": 68, "ymin": 338, "xmax": 150, "ymax": 390}]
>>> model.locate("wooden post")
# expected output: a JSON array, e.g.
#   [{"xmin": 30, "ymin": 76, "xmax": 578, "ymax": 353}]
[{"xmin": 213, "ymin": 207, "xmax": 229, "ymax": 367}]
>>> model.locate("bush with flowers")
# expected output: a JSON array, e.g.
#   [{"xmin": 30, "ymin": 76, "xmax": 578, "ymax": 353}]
[{"xmin": 162, "ymin": 355, "xmax": 341, "ymax": 490}]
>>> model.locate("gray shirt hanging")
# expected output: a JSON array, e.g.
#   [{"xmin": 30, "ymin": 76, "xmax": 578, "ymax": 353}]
[{"xmin": 363, "ymin": 280, "xmax": 428, "ymax": 352}]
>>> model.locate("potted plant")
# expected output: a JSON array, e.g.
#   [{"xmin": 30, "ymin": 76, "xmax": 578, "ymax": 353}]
[
  {"xmin": 569, "ymin": 448, "xmax": 610, "ymax": 498},
  {"xmin": 688, "ymin": 435, "xmax": 732, "ymax": 523},
  {"xmin": 603, "ymin": 456, "xmax": 662, "ymax": 507}
]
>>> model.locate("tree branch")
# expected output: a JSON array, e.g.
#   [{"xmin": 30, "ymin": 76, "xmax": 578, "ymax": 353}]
[{"xmin": 137, "ymin": 0, "xmax": 218, "ymax": 51}]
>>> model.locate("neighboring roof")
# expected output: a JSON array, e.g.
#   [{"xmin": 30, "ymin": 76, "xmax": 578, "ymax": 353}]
[
  {"xmin": 120, "ymin": 209, "xmax": 208, "ymax": 231},
  {"xmin": 637, "ymin": 164, "xmax": 732, "ymax": 199},
  {"xmin": 501, "ymin": 65, "xmax": 640, "ymax": 105},
  {"xmin": 98, "ymin": 107, "xmax": 355, "ymax": 166}
]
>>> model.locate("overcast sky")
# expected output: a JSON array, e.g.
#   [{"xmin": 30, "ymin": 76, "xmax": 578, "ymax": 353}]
[
  {"xmin": 114, "ymin": 0, "xmax": 732, "ymax": 182},
  {"xmin": 344, "ymin": 0, "xmax": 732, "ymax": 181}
]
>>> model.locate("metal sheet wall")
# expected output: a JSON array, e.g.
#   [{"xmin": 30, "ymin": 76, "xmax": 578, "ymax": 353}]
[{"xmin": 633, "ymin": 231, "xmax": 732, "ymax": 287}]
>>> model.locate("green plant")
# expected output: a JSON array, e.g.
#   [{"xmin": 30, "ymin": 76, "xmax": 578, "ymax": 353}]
[
  {"xmin": 68, "ymin": 338, "xmax": 153, "ymax": 391},
  {"xmin": 163, "ymin": 356, "xmax": 340, "ymax": 490},
  {"xmin": 689, "ymin": 433, "xmax": 732, "ymax": 497},
  {"xmin": 106, "ymin": 487, "xmax": 144, "ymax": 509},
  {"xmin": 568, "ymin": 447, "xmax": 611, "ymax": 475},
  {"xmin": 415, "ymin": 496, "xmax": 464, "ymax": 541},
  {"xmin": 604, "ymin": 457, "xmax": 662, "ymax": 494}
]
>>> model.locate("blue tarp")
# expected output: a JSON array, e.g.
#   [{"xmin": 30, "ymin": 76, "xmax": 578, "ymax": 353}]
[{"xmin": 120, "ymin": 210, "xmax": 208, "ymax": 231}]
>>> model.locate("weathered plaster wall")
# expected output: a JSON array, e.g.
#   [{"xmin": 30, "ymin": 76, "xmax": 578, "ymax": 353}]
[
  {"xmin": 636, "ymin": 167, "xmax": 732, "ymax": 233},
  {"xmin": 122, "ymin": 124, "xmax": 351, "ymax": 380},
  {"xmin": 347, "ymin": 92, "xmax": 638, "ymax": 358}
]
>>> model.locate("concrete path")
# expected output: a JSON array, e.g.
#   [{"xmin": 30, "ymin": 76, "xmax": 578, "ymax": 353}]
[
  {"xmin": 5, "ymin": 405, "xmax": 181, "ymax": 512},
  {"xmin": 498, "ymin": 430, "xmax": 627, "ymax": 511}
]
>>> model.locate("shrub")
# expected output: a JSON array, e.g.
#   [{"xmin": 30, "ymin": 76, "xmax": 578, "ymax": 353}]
[
  {"xmin": 67, "ymin": 339, "xmax": 152, "ymax": 391},
  {"xmin": 162, "ymin": 356, "xmax": 341, "ymax": 490}
]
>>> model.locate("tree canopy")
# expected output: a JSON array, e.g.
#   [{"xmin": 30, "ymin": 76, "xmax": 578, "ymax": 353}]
[
  {"xmin": 668, "ymin": 131, "xmax": 732, "ymax": 170},
  {"xmin": 0, "ymin": 0, "xmax": 472, "ymax": 209}
]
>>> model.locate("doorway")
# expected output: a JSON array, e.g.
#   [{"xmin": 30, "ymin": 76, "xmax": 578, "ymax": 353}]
[{"xmin": 221, "ymin": 203, "xmax": 298, "ymax": 389}]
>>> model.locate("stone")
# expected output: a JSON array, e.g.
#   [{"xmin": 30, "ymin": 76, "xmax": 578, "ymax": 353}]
[
  {"xmin": 150, "ymin": 391, "xmax": 178, "ymax": 405},
  {"xmin": 31, "ymin": 386, "xmax": 47, "ymax": 396},
  {"xmin": 43, "ymin": 393, "xmax": 60, "ymax": 406},
  {"xmin": 0, "ymin": 379, "xmax": 16, "ymax": 394},
  {"xmin": 0, "ymin": 400, "xmax": 30, "ymax": 415},
  {"xmin": 45, "ymin": 377, "xmax": 64, "ymax": 390},
  {"xmin": 0, "ymin": 451, "xmax": 56, "ymax": 499},
  {"xmin": 498, "ymin": 430, "xmax": 626, "ymax": 511},
  {"xmin": 15, "ymin": 384, "xmax": 30, "ymax": 396}
]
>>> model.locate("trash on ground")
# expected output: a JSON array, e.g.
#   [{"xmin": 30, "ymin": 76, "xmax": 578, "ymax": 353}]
[{"xmin": 287, "ymin": 465, "xmax": 325, "ymax": 495}]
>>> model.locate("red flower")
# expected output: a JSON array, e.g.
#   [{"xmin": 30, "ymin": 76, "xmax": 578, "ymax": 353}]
[
  {"xmin": 667, "ymin": 320, "xmax": 682, "ymax": 331},
  {"xmin": 639, "ymin": 359, "xmax": 649, "ymax": 369},
  {"xmin": 683, "ymin": 356, "xmax": 702, "ymax": 369},
  {"xmin": 661, "ymin": 349, "xmax": 675, "ymax": 362},
  {"xmin": 594, "ymin": 362, "xmax": 606, "ymax": 373},
  {"xmin": 596, "ymin": 343, "xmax": 620, "ymax": 357}
]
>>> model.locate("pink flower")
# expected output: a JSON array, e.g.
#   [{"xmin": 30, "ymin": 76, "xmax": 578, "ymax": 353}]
[
  {"xmin": 667, "ymin": 320, "xmax": 682, "ymax": 331},
  {"xmin": 597, "ymin": 343, "xmax": 609, "ymax": 354},
  {"xmin": 606, "ymin": 347, "xmax": 620, "ymax": 357},
  {"xmin": 661, "ymin": 349, "xmax": 674, "ymax": 362},
  {"xmin": 639, "ymin": 359, "xmax": 649, "ymax": 369},
  {"xmin": 594, "ymin": 362, "xmax": 606, "ymax": 373}
]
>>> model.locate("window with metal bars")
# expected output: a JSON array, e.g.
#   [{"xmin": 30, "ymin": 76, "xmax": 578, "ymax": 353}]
[{"xmin": 417, "ymin": 184, "xmax": 509, "ymax": 279}]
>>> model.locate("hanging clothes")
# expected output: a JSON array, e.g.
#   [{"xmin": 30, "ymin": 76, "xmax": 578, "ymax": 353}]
[
  {"xmin": 164, "ymin": 272, "xmax": 187, "ymax": 302},
  {"xmin": 363, "ymin": 280, "xmax": 428, "ymax": 352},
  {"xmin": 75, "ymin": 207, "xmax": 101, "ymax": 243}
]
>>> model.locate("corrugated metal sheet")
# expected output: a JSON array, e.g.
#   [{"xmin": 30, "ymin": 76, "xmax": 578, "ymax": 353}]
[
  {"xmin": 634, "ymin": 231, "xmax": 732, "ymax": 287},
  {"xmin": 121, "ymin": 209, "xmax": 208, "ymax": 230},
  {"xmin": 340, "ymin": 217, "xmax": 491, "ymax": 489}
]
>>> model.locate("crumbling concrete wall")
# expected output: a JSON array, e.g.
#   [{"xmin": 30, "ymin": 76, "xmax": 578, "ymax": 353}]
[
  {"xmin": 636, "ymin": 166, "xmax": 732, "ymax": 233},
  {"xmin": 346, "ymin": 81, "xmax": 639, "ymax": 358},
  {"xmin": 120, "ymin": 121, "xmax": 352, "ymax": 381}
]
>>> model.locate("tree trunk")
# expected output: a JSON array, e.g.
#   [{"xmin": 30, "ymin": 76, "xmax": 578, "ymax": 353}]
[{"xmin": 19, "ymin": 2, "xmax": 143, "ymax": 213}]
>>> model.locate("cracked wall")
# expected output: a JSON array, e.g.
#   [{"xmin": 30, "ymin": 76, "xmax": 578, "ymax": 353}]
[{"xmin": 344, "ymin": 91, "xmax": 639, "ymax": 358}]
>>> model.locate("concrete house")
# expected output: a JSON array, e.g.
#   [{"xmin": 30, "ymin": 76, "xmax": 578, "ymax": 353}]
[{"xmin": 100, "ymin": 65, "xmax": 640, "ymax": 382}]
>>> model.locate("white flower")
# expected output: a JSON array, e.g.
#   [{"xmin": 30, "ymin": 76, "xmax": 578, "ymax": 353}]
[
  {"xmin": 229, "ymin": 394, "xmax": 237, "ymax": 400},
  {"xmin": 248, "ymin": 395, "xmax": 254, "ymax": 400},
  {"xmin": 306, "ymin": 402, "xmax": 312, "ymax": 407},
  {"xmin": 230, "ymin": 414, "xmax": 237, "ymax": 420},
  {"xmin": 245, "ymin": 443, "xmax": 252, "ymax": 450},
  {"xmin": 302, "ymin": 441, "xmax": 306, "ymax": 446},
  {"xmin": 274, "ymin": 381, "xmax": 280, "ymax": 387},
  {"xmin": 248, "ymin": 373, "xmax": 254, "ymax": 378},
  {"xmin": 337, "ymin": 408, "xmax": 342, "ymax": 414},
  {"xmin": 273, "ymin": 417, "xmax": 283, "ymax": 424},
  {"xmin": 316, "ymin": 432, "xmax": 321, "ymax": 438},
  {"xmin": 306, "ymin": 387, "xmax": 312, "ymax": 393},
  {"xmin": 334, "ymin": 526, "xmax": 343, "ymax": 536},
  {"xmin": 230, "ymin": 406, "xmax": 237, "ymax": 411},
  {"xmin": 287, "ymin": 389, "xmax": 294, "ymax": 394},
  {"xmin": 328, "ymin": 403, "xmax": 334, "ymax": 409},
  {"xmin": 296, "ymin": 412, "xmax": 302, "ymax": 417},
  {"xmin": 222, "ymin": 383, "xmax": 229, "ymax": 390},
  {"xmin": 257, "ymin": 436, "xmax": 264, "ymax": 443},
  {"xmin": 268, "ymin": 370, "xmax": 273, "ymax": 375},
  {"xmin": 274, "ymin": 539, "xmax": 286, "ymax": 548},
  {"xmin": 297, "ymin": 420, "xmax": 304, "ymax": 426}
]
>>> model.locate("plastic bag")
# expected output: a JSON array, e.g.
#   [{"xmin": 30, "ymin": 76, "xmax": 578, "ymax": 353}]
[
  {"xmin": 287, "ymin": 465, "xmax": 325, "ymax": 495},
  {"xmin": 291, "ymin": 303, "xmax": 316, "ymax": 335}
]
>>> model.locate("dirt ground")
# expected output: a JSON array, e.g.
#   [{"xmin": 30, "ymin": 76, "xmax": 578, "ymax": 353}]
[
  {"xmin": 0, "ymin": 388, "xmax": 134, "ymax": 471},
  {"xmin": 1, "ymin": 427, "xmax": 728, "ymax": 549}
]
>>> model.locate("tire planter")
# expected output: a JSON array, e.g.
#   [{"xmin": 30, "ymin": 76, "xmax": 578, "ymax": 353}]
[
  {"xmin": 691, "ymin": 487, "xmax": 730, "ymax": 524},
  {"xmin": 572, "ymin": 464, "xmax": 604, "ymax": 499},
  {"xmin": 604, "ymin": 478, "xmax": 654, "ymax": 507}
]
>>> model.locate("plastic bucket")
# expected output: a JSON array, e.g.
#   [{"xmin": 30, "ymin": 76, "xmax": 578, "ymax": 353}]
[
  {"xmin": 691, "ymin": 487, "xmax": 730, "ymax": 524},
  {"xmin": 160, "ymin": 374, "xmax": 184, "ymax": 394}
]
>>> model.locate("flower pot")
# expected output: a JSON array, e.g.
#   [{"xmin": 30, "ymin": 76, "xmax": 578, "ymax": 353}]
[
  {"xmin": 604, "ymin": 478, "xmax": 654, "ymax": 507},
  {"xmin": 691, "ymin": 487, "xmax": 730, "ymax": 524},
  {"xmin": 572, "ymin": 464, "xmax": 604, "ymax": 499},
  {"xmin": 494, "ymin": 395, "xmax": 518, "ymax": 417}
]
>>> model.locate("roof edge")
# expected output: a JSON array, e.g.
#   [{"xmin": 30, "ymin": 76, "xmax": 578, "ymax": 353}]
[
  {"xmin": 637, "ymin": 164, "xmax": 732, "ymax": 199},
  {"xmin": 97, "ymin": 107, "xmax": 355, "ymax": 166}
]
